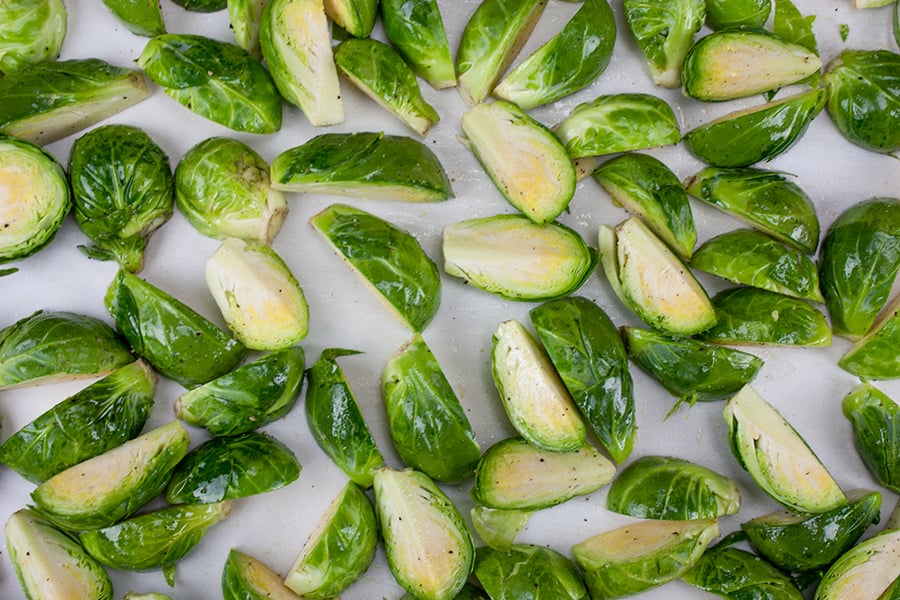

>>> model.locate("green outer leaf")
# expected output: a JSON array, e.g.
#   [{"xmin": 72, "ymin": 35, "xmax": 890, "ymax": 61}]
[
  {"xmin": 814, "ymin": 529, "xmax": 900, "ymax": 599},
  {"xmin": 682, "ymin": 546, "xmax": 804, "ymax": 599},
  {"xmin": 172, "ymin": 0, "xmax": 227, "ymax": 11},
  {"xmin": 474, "ymin": 544, "xmax": 588, "ymax": 600},
  {"xmin": 222, "ymin": 548, "xmax": 302, "ymax": 600},
  {"xmin": 382, "ymin": 334, "xmax": 480, "ymax": 482},
  {"xmin": 470, "ymin": 506, "xmax": 531, "ymax": 550},
  {"xmin": 705, "ymin": 0, "xmax": 770, "ymax": 30},
  {"xmin": 843, "ymin": 384, "xmax": 900, "ymax": 491},
  {"xmin": 323, "ymin": 0, "xmax": 377, "ymax": 37},
  {"xmin": 0, "ymin": 0, "xmax": 67, "ymax": 74},
  {"xmin": 380, "ymin": 0, "xmax": 455, "ymax": 89},
  {"xmin": 228, "ymin": 0, "xmax": 265, "ymax": 58},
  {"xmin": 774, "ymin": 0, "xmax": 818, "ymax": 54},
  {"xmin": 839, "ymin": 297, "xmax": 900, "ymax": 380},
  {"xmin": 102, "ymin": 0, "xmax": 165, "ymax": 36},
  {"xmin": 623, "ymin": 0, "xmax": 705, "ymax": 87}
]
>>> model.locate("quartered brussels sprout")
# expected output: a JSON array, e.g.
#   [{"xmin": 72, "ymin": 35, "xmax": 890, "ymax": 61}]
[
  {"xmin": 374, "ymin": 467, "xmax": 475, "ymax": 600},
  {"xmin": 470, "ymin": 506, "xmax": 531, "ymax": 549},
  {"xmin": 0, "ymin": 310, "xmax": 133, "ymax": 390},
  {"xmin": 705, "ymin": 0, "xmax": 770, "ymax": 29},
  {"xmin": 228, "ymin": 0, "xmax": 265, "ymax": 57},
  {"xmin": 593, "ymin": 153, "xmax": 696, "ymax": 259},
  {"xmin": 6, "ymin": 509, "xmax": 113, "ymax": 600},
  {"xmin": 530, "ymin": 296, "xmax": 635, "ymax": 463},
  {"xmin": 556, "ymin": 93, "xmax": 681, "ymax": 159},
  {"xmin": 843, "ymin": 384, "xmax": 900, "ymax": 492},
  {"xmin": 102, "ymin": 0, "xmax": 164, "ymax": 36},
  {"xmin": 682, "ymin": 545, "xmax": 804, "ymax": 599},
  {"xmin": 311, "ymin": 203, "xmax": 441, "ymax": 332},
  {"xmin": 31, "ymin": 421, "xmax": 190, "ymax": 531},
  {"xmin": 260, "ymin": 0, "xmax": 343, "ymax": 126},
  {"xmin": 455, "ymin": 0, "xmax": 546, "ymax": 105},
  {"xmin": 839, "ymin": 297, "xmax": 900, "ymax": 379},
  {"xmin": 573, "ymin": 518, "xmax": 719, "ymax": 598},
  {"xmin": 383, "ymin": 334, "xmax": 481, "ymax": 483},
  {"xmin": 493, "ymin": 0, "xmax": 616, "ymax": 109},
  {"xmin": 814, "ymin": 528, "xmax": 900, "ymax": 599},
  {"xmin": 324, "ymin": 0, "xmax": 377, "ymax": 37},
  {"xmin": 0, "ymin": 135, "xmax": 70, "ymax": 267},
  {"xmin": 0, "ymin": 58, "xmax": 149, "ymax": 145},
  {"xmin": 443, "ymin": 215, "xmax": 597, "ymax": 301},
  {"xmin": 472, "ymin": 437, "xmax": 614, "ymax": 511},
  {"xmin": 724, "ymin": 385, "xmax": 845, "ymax": 514},
  {"xmin": 475, "ymin": 544, "xmax": 588, "ymax": 600},
  {"xmin": 305, "ymin": 349, "xmax": 384, "ymax": 488},
  {"xmin": 0, "ymin": 0, "xmax": 66, "ymax": 75},
  {"xmin": 683, "ymin": 88, "xmax": 826, "ymax": 168},
  {"xmin": 380, "ymin": 0, "xmax": 455, "ymax": 89},
  {"xmin": 69, "ymin": 124, "xmax": 174, "ymax": 273},
  {"xmin": 222, "ymin": 548, "xmax": 304, "ymax": 600},
  {"xmin": 138, "ymin": 34, "xmax": 281, "ymax": 134},
  {"xmin": 175, "ymin": 137, "xmax": 287, "ymax": 244},
  {"xmin": 284, "ymin": 482, "xmax": 378, "ymax": 598},
  {"xmin": 823, "ymin": 49, "xmax": 900, "ymax": 154},
  {"xmin": 271, "ymin": 132, "xmax": 453, "ymax": 202},
  {"xmin": 623, "ymin": 0, "xmax": 705, "ymax": 87},
  {"xmin": 606, "ymin": 455, "xmax": 740, "ymax": 520},
  {"xmin": 461, "ymin": 101, "xmax": 575, "ymax": 224}
]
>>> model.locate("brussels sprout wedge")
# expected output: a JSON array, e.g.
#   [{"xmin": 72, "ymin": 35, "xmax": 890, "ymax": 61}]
[
  {"xmin": 682, "ymin": 545, "xmax": 804, "ymax": 599},
  {"xmin": 223, "ymin": 548, "xmax": 304, "ymax": 600},
  {"xmin": 843, "ymin": 384, "xmax": 900, "ymax": 492},
  {"xmin": 102, "ymin": 0, "xmax": 164, "ymax": 37},
  {"xmin": 475, "ymin": 544, "xmax": 589, "ymax": 600},
  {"xmin": 623, "ymin": 0, "xmax": 705, "ymax": 87},
  {"xmin": 380, "ymin": 0, "xmax": 455, "ymax": 89},
  {"xmin": 814, "ymin": 528, "xmax": 900, "ymax": 599},
  {"xmin": 839, "ymin": 294, "xmax": 900, "ymax": 379},
  {"xmin": 323, "ymin": 0, "xmax": 377, "ymax": 37},
  {"xmin": 443, "ymin": 215, "xmax": 597, "ymax": 301},
  {"xmin": 0, "ymin": 0, "xmax": 67, "ymax": 75},
  {"xmin": 470, "ymin": 506, "xmax": 531, "ymax": 549},
  {"xmin": 471, "ymin": 438, "xmax": 615, "ymax": 510},
  {"xmin": 724, "ymin": 385, "xmax": 845, "ymax": 513},
  {"xmin": 284, "ymin": 482, "xmax": 378, "ymax": 598},
  {"xmin": 5, "ymin": 509, "xmax": 113, "ymax": 600},
  {"xmin": 705, "ymin": 0, "xmax": 770, "ymax": 30},
  {"xmin": 311, "ymin": 203, "xmax": 441, "ymax": 332},
  {"xmin": 228, "ymin": 0, "xmax": 265, "ymax": 58},
  {"xmin": 461, "ymin": 101, "xmax": 575, "ymax": 224}
]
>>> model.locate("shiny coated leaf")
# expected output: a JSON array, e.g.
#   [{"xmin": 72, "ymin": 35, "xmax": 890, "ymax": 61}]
[
  {"xmin": 623, "ymin": 0, "xmax": 705, "ymax": 86},
  {"xmin": 380, "ymin": 0, "xmax": 455, "ymax": 89},
  {"xmin": 843, "ymin": 384, "xmax": 900, "ymax": 491},
  {"xmin": 682, "ymin": 546, "xmax": 804, "ymax": 599},
  {"xmin": 475, "ymin": 545, "xmax": 588, "ymax": 600}
]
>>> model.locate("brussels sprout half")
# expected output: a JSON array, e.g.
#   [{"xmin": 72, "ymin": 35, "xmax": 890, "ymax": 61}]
[
  {"xmin": 814, "ymin": 529, "xmax": 900, "ymax": 599},
  {"xmin": 705, "ymin": 0, "xmax": 770, "ymax": 29},
  {"xmin": 0, "ymin": 0, "xmax": 67, "ymax": 75},
  {"xmin": 839, "ymin": 294, "xmax": 900, "ymax": 379},
  {"xmin": 623, "ymin": 0, "xmax": 705, "ymax": 87},
  {"xmin": 222, "ymin": 548, "xmax": 304, "ymax": 600},
  {"xmin": 474, "ymin": 545, "xmax": 589, "ymax": 600},
  {"xmin": 380, "ymin": 0, "xmax": 455, "ymax": 89},
  {"xmin": 102, "ymin": 0, "xmax": 165, "ymax": 37},
  {"xmin": 843, "ymin": 384, "xmax": 900, "ymax": 492},
  {"xmin": 682, "ymin": 545, "xmax": 804, "ymax": 599}
]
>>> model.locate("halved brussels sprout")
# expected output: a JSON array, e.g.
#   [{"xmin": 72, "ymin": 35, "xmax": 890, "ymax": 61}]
[
  {"xmin": 69, "ymin": 124, "xmax": 174, "ymax": 273},
  {"xmin": 284, "ymin": 482, "xmax": 378, "ymax": 598},
  {"xmin": 102, "ymin": 0, "xmax": 164, "ymax": 36},
  {"xmin": 843, "ymin": 384, "xmax": 900, "ymax": 492},
  {"xmin": 0, "ymin": 135, "xmax": 70, "ymax": 267},
  {"xmin": 311, "ymin": 203, "xmax": 441, "ymax": 332},
  {"xmin": 472, "ymin": 438, "xmax": 615, "ymax": 510},
  {"xmin": 493, "ymin": 0, "xmax": 616, "ymax": 109},
  {"xmin": 138, "ymin": 34, "xmax": 281, "ymax": 134},
  {"xmin": 839, "ymin": 295, "xmax": 900, "ymax": 379},
  {"xmin": 442, "ymin": 214, "xmax": 597, "ymax": 301},
  {"xmin": 705, "ymin": 0, "xmax": 769, "ymax": 29},
  {"xmin": 461, "ymin": 101, "xmax": 575, "ymax": 224},
  {"xmin": 6, "ymin": 509, "xmax": 112, "ymax": 600},
  {"xmin": 682, "ymin": 88, "xmax": 827, "ymax": 168},
  {"xmin": 814, "ymin": 528, "xmax": 900, "ymax": 599},
  {"xmin": 682, "ymin": 545, "xmax": 804, "ymax": 599},
  {"xmin": 724, "ymin": 385, "xmax": 845, "ymax": 514},
  {"xmin": 228, "ymin": 0, "xmax": 265, "ymax": 58},
  {"xmin": 323, "ymin": 0, "xmax": 377, "ymax": 37},
  {"xmin": 222, "ymin": 548, "xmax": 304, "ymax": 600},
  {"xmin": 623, "ymin": 0, "xmax": 705, "ymax": 87},
  {"xmin": 374, "ymin": 467, "xmax": 475, "ymax": 600},
  {"xmin": 0, "ymin": 0, "xmax": 67, "ymax": 75},
  {"xmin": 455, "ymin": 0, "xmax": 546, "ymax": 105},
  {"xmin": 31, "ymin": 421, "xmax": 190, "ymax": 531},
  {"xmin": 475, "ymin": 544, "xmax": 588, "ymax": 600},
  {"xmin": 470, "ymin": 506, "xmax": 531, "ymax": 549},
  {"xmin": 175, "ymin": 137, "xmax": 287, "ymax": 245},
  {"xmin": 556, "ymin": 93, "xmax": 681, "ymax": 158},
  {"xmin": 380, "ymin": 0, "xmax": 455, "ymax": 89}
]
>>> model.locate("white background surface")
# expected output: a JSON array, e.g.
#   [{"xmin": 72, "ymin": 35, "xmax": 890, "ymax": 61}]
[{"xmin": 1, "ymin": 0, "xmax": 899, "ymax": 598}]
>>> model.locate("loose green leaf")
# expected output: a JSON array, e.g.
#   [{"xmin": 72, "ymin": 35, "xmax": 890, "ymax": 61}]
[
  {"xmin": 774, "ymin": 0, "xmax": 818, "ymax": 55},
  {"xmin": 705, "ymin": 0, "xmax": 769, "ymax": 30},
  {"xmin": 227, "ymin": 0, "xmax": 265, "ymax": 57},
  {"xmin": 623, "ymin": 0, "xmax": 705, "ymax": 87},
  {"xmin": 470, "ymin": 506, "xmax": 532, "ymax": 550},
  {"xmin": 102, "ymin": 0, "xmax": 164, "ymax": 36},
  {"xmin": 839, "ymin": 295, "xmax": 900, "ymax": 379},
  {"xmin": 682, "ymin": 545, "xmax": 805, "ymax": 599}
]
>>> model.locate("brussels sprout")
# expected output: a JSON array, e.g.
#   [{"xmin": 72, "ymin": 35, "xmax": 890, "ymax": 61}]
[
  {"xmin": 138, "ymin": 34, "xmax": 281, "ymax": 134},
  {"xmin": 380, "ymin": 0, "xmax": 455, "ymax": 89},
  {"xmin": 461, "ymin": 101, "xmax": 575, "ymax": 224},
  {"xmin": 0, "ymin": 310, "xmax": 133, "ymax": 390},
  {"xmin": 175, "ymin": 137, "xmax": 288, "ymax": 244},
  {"xmin": 5, "ymin": 509, "xmax": 113, "ymax": 600},
  {"xmin": 814, "ymin": 528, "xmax": 900, "ymax": 599},
  {"xmin": 323, "ymin": 0, "xmax": 377, "ymax": 37},
  {"xmin": 530, "ymin": 296, "xmax": 635, "ymax": 463},
  {"xmin": 742, "ymin": 489, "xmax": 882, "ymax": 573},
  {"xmin": 592, "ymin": 153, "xmax": 696, "ymax": 259},
  {"xmin": 31, "ymin": 421, "xmax": 190, "ymax": 531},
  {"xmin": 623, "ymin": 0, "xmax": 705, "ymax": 87},
  {"xmin": 312, "ymin": 204, "xmax": 440, "ymax": 332},
  {"xmin": 443, "ymin": 214, "xmax": 597, "ymax": 301},
  {"xmin": 823, "ymin": 49, "xmax": 900, "ymax": 154},
  {"xmin": 606, "ymin": 455, "xmax": 740, "ymax": 520},
  {"xmin": 383, "ymin": 334, "xmax": 480, "ymax": 482},
  {"xmin": 684, "ymin": 167, "xmax": 820, "ymax": 253},
  {"xmin": 0, "ymin": 58, "xmax": 149, "ymax": 145},
  {"xmin": 271, "ymin": 132, "xmax": 453, "ymax": 202},
  {"xmin": 171, "ymin": 0, "xmax": 227, "ymax": 11},
  {"xmin": 683, "ymin": 88, "xmax": 827, "ymax": 168},
  {"xmin": 470, "ymin": 506, "xmax": 532, "ymax": 549},
  {"xmin": 556, "ymin": 93, "xmax": 681, "ymax": 159},
  {"xmin": 0, "ymin": 360, "xmax": 156, "ymax": 484},
  {"xmin": 493, "ymin": 0, "xmax": 616, "ymax": 109},
  {"xmin": 284, "ymin": 482, "xmax": 378, "ymax": 598},
  {"xmin": 691, "ymin": 229, "xmax": 824, "ymax": 302},
  {"xmin": 682, "ymin": 545, "xmax": 804, "ymax": 599},
  {"xmin": 839, "ymin": 296, "xmax": 900, "ymax": 379},
  {"xmin": 705, "ymin": 0, "xmax": 769, "ymax": 29},
  {"xmin": 471, "ymin": 437, "xmax": 615, "ymax": 510},
  {"xmin": 305, "ymin": 349, "xmax": 384, "ymax": 488},
  {"xmin": 475, "ymin": 544, "xmax": 589, "ymax": 600},
  {"xmin": 623, "ymin": 326, "xmax": 763, "ymax": 404},
  {"xmin": 124, "ymin": 593, "xmax": 172, "ymax": 600},
  {"xmin": 572, "ymin": 518, "xmax": 720, "ymax": 598},
  {"xmin": 0, "ymin": 0, "xmax": 66, "ymax": 75},
  {"xmin": 260, "ymin": 0, "xmax": 343, "ymax": 127},
  {"xmin": 843, "ymin": 384, "xmax": 900, "ymax": 492},
  {"xmin": 334, "ymin": 38, "xmax": 439, "ymax": 136},
  {"xmin": 206, "ymin": 238, "xmax": 309, "ymax": 350},
  {"xmin": 228, "ymin": 0, "xmax": 265, "ymax": 58},
  {"xmin": 599, "ymin": 217, "xmax": 717, "ymax": 336},
  {"xmin": 374, "ymin": 467, "xmax": 475, "ymax": 600},
  {"xmin": 222, "ymin": 548, "xmax": 304, "ymax": 600},
  {"xmin": 491, "ymin": 320, "xmax": 587, "ymax": 452},
  {"xmin": 69, "ymin": 124, "xmax": 174, "ymax": 273},
  {"xmin": 102, "ymin": 0, "xmax": 164, "ymax": 37},
  {"xmin": 0, "ymin": 135, "xmax": 70, "ymax": 267},
  {"xmin": 455, "ymin": 0, "xmax": 546, "ymax": 105},
  {"xmin": 175, "ymin": 347, "xmax": 304, "ymax": 437},
  {"xmin": 166, "ymin": 432, "xmax": 300, "ymax": 504},
  {"xmin": 724, "ymin": 385, "xmax": 845, "ymax": 514},
  {"xmin": 773, "ymin": 0, "xmax": 818, "ymax": 54}
]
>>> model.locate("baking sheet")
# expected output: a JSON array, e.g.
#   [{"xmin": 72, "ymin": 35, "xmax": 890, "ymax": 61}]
[{"xmin": 1, "ymin": 0, "xmax": 898, "ymax": 598}]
